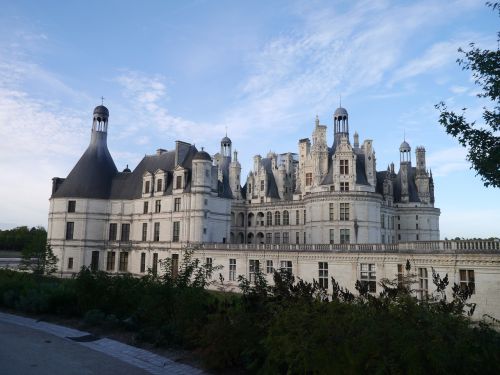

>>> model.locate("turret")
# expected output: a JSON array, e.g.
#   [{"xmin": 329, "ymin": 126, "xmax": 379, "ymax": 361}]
[
  {"xmin": 399, "ymin": 140, "xmax": 411, "ymax": 202},
  {"xmin": 229, "ymin": 150, "xmax": 242, "ymax": 199},
  {"xmin": 332, "ymin": 106, "xmax": 349, "ymax": 152}
]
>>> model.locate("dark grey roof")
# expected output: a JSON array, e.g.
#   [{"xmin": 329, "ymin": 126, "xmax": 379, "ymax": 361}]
[
  {"xmin": 400, "ymin": 141, "xmax": 411, "ymax": 151},
  {"xmin": 193, "ymin": 150, "xmax": 212, "ymax": 161},
  {"xmin": 221, "ymin": 136, "xmax": 231, "ymax": 144},
  {"xmin": 334, "ymin": 107, "xmax": 348, "ymax": 117},
  {"xmin": 261, "ymin": 158, "xmax": 280, "ymax": 199},
  {"xmin": 93, "ymin": 105, "xmax": 109, "ymax": 116},
  {"xmin": 52, "ymin": 131, "xmax": 117, "ymax": 199},
  {"xmin": 387, "ymin": 166, "xmax": 421, "ymax": 203},
  {"xmin": 320, "ymin": 149, "xmax": 369, "ymax": 186}
]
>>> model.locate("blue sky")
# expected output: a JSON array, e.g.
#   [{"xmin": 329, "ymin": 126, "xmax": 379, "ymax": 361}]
[{"xmin": 0, "ymin": 0, "xmax": 498, "ymax": 239}]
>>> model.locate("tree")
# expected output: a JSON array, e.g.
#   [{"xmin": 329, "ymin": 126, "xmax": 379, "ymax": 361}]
[
  {"xmin": 436, "ymin": 2, "xmax": 499, "ymax": 187},
  {"xmin": 19, "ymin": 227, "xmax": 58, "ymax": 275}
]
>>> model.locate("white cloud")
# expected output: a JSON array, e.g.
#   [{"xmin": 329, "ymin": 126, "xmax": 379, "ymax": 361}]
[
  {"xmin": 426, "ymin": 147, "xmax": 469, "ymax": 177},
  {"xmin": 450, "ymin": 85, "xmax": 468, "ymax": 94}
]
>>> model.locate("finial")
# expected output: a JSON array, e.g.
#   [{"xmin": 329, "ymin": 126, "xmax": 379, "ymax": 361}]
[
  {"xmin": 315, "ymin": 115, "xmax": 319, "ymax": 126},
  {"xmin": 225, "ymin": 126, "xmax": 227, "ymax": 137},
  {"xmin": 404, "ymin": 129, "xmax": 406, "ymax": 141},
  {"xmin": 339, "ymin": 94, "xmax": 342, "ymax": 107},
  {"xmin": 201, "ymin": 147, "xmax": 204, "ymax": 151},
  {"xmin": 101, "ymin": 96, "xmax": 105, "ymax": 105}
]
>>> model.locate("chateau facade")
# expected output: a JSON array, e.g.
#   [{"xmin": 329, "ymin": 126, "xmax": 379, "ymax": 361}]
[{"xmin": 47, "ymin": 105, "xmax": 500, "ymax": 320}]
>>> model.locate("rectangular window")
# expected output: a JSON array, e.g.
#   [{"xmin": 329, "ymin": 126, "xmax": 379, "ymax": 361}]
[
  {"xmin": 283, "ymin": 232, "xmax": 289, "ymax": 244},
  {"xmin": 249, "ymin": 259, "xmax": 259, "ymax": 282},
  {"xmin": 174, "ymin": 198, "xmax": 181, "ymax": 212},
  {"xmin": 296, "ymin": 210, "xmax": 300, "ymax": 225},
  {"xmin": 381, "ymin": 214, "xmax": 385, "ymax": 229},
  {"xmin": 340, "ymin": 182, "xmax": 349, "ymax": 191},
  {"xmin": 157, "ymin": 178, "xmax": 162, "ymax": 192},
  {"xmin": 121, "ymin": 223, "xmax": 130, "ymax": 241},
  {"xmin": 109, "ymin": 223, "xmax": 117, "ymax": 241},
  {"xmin": 418, "ymin": 268, "xmax": 428, "ymax": 299},
  {"xmin": 154, "ymin": 222, "xmax": 160, "ymax": 242},
  {"xmin": 295, "ymin": 232, "xmax": 300, "ymax": 244},
  {"xmin": 248, "ymin": 184, "xmax": 252, "ymax": 194},
  {"xmin": 303, "ymin": 232, "xmax": 306, "ymax": 244},
  {"xmin": 68, "ymin": 200, "xmax": 76, "ymax": 213},
  {"xmin": 119, "ymin": 252, "xmax": 128, "ymax": 272},
  {"xmin": 274, "ymin": 232, "xmax": 280, "ymax": 244},
  {"xmin": 176, "ymin": 175, "xmax": 182, "ymax": 189},
  {"xmin": 329, "ymin": 203, "xmax": 334, "ymax": 221},
  {"xmin": 398, "ymin": 223, "xmax": 401, "ymax": 230},
  {"xmin": 265, "ymin": 233, "xmax": 272, "ymax": 244},
  {"xmin": 319, "ymin": 262, "xmax": 328, "ymax": 289},
  {"xmin": 382, "ymin": 234, "xmax": 385, "ymax": 243},
  {"xmin": 459, "ymin": 269, "xmax": 475, "ymax": 294},
  {"xmin": 306, "ymin": 173, "xmax": 312, "ymax": 186},
  {"xmin": 260, "ymin": 180, "xmax": 265, "ymax": 190},
  {"xmin": 340, "ymin": 203, "xmax": 349, "ymax": 221},
  {"xmin": 67, "ymin": 257, "xmax": 74, "ymax": 270},
  {"xmin": 172, "ymin": 221, "xmax": 180, "ymax": 242},
  {"xmin": 360, "ymin": 263, "xmax": 376, "ymax": 293},
  {"xmin": 303, "ymin": 209, "xmax": 306, "ymax": 223},
  {"xmin": 106, "ymin": 251, "xmax": 116, "ymax": 271},
  {"xmin": 142, "ymin": 223, "xmax": 147, "ymax": 241},
  {"xmin": 340, "ymin": 159, "xmax": 349, "ymax": 175},
  {"xmin": 229, "ymin": 259, "xmax": 236, "ymax": 281},
  {"xmin": 340, "ymin": 229, "xmax": 350, "ymax": 244},
  {"xmin": 66, "ymin": 222, "xmax": 74, "ymax": 240},
  {"xmin": 91, "ymin": 251, "xmax": 99, "ymax": 271},
  {"xmin": 140, "ymin": 252, "xmax": 146, "ymax": 273},
  {"xmin": 329, "ymin": 229, "xmax": 334, "ymax": 244},
  {"xmin": 206, "ymin": 257, "xmax": 213, "ymax": 268},
  {"xmin": 397, "ymin": 264, "xmax": 404, "ymax": 286},
  {"xmin": 143, "ymin": 201, "xmax": 149, "ymax": 214},
  {"xmin": 416, "ymin": 223, "xmax": 419, "ymax": 230},
  {"xmin": 280, "ymin": 260, "xmax": 292, "ymax": 275},
  {"xmin": 152, "ymin": 253, "xmax": 159, "ymax": 275},
  {"xmin": 172, "ymin": 254, "xmax": 179, "ymax": 278},
  {"xmin": 266, "ymin": 260, "xmax": 274, "ymax": 274},
  {"xmin": 144, "ymin": 180, "xmax": 150, "ymax": 194},
  {"xmin": 283, "ymin": 211, "xmax": 289, "ymax": 225},
  {"xmin": 155, "ymin": 200, "xmax": 161, "ymax": 213},
  {"xmin": 267, "ymin": 212, "xmax": 272, "ymax": 226}
]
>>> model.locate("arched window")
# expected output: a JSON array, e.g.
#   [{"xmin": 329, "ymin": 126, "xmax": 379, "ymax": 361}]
[
  {"xmin": 267, "ymin": 212, "xmax": 273, "ymax": 226},
  {"xmin": 275, "ymin": 211, "xmax": 281, "ymax": 226},
  {"xmin": 283, "ymin": 210, "xmax": 289, "ymax": 225}
]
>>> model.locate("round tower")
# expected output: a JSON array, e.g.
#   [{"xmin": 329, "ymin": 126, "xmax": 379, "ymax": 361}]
[
  {"xmin": 400, "ymin": 140, "xmax": 411, "ymax": 163},
  {"xmin": 332, "ymin": 106, "xmax": 349, "ymax": 151}
]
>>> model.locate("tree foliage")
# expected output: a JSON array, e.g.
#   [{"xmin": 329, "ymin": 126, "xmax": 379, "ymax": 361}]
[
  {"xmin": 436, "ymin": 2, "xmax": 499, "ymax": 187},
  {"xmin": 0, "ymin": 226, "xmax": 47, "ymax": 251},
  {"xmin": 19, "ymin": 228, "xmax": 58, "ymax": 276}
]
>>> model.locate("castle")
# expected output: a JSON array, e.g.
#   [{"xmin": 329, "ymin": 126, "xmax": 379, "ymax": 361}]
[{"xmin": 47, "ymin": 105, "xmax": 500, "ymax": 320}]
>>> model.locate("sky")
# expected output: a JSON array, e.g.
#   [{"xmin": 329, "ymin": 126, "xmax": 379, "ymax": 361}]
[{"xmin": 0, "ymin": 0, "xmax": 498, "ymax": 239}]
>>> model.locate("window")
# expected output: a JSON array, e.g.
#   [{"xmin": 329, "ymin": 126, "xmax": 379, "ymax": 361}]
[
  {"xmin": 176, "ymin": 175, "xmax": 182, "ymax": 189},
  {"xmin": 280, "ymin": 260, "xmax": 292, "ymax": 275},
  {"xmin": 249, "ymin": 259, "xmax": 259, "ymax": 282},
  {"xmin": 340, "ymin": 203, "xmax": 349, "ymax": 221},
  {"xmin": 143, "ymin": 201, "xmax": 149, "ymax": 214},
  {"xmin": 260, "ymin": 180, "xmax": 265, "ymax": 190},
  {"xmin": 340, "ymin": 159, "xmax": 349, "ymax": 174},
  {"xmin": 172, "ymin": 254, "xmax": 179, "ymax": 278},
  {"xmin": 305, "ymin": 173, "xmax": 312, "ymax": 186},
  {"xmin": 68, "ymin": 200, "xmax": 76, "ymax": 213},
  {"xmin": 204, "ymin": 198, "xmax": 208, "ymax": 206},
  {"xmin": 340, "ymin": 229, "xmax": 350, "ymax": 244},
  {"xmin": 206, "ymin": 257, "xmax": 213, "ymax": 268},
  {"xmin": 296, "ymin": 210, "xmax": 300, "ymax": 225},
  {"xmin": 267, "ymin": 212, "xmax": 272, "ymax": 226},
  {"xmin": 416, "ymin": 215, "xmax": 419, "ymax": 220},
  {"xmin": 329, "ymin": 203, "xmax": 334, "ymax": 221},
  {"xmin": 205, "ymin": 169, "xmax": 209, "ymax": 177},
  {"xmin": 397, "ymin": 264, "xmax": 404, "ymax": 286},
  {"xmin": 418, "ymin": 268, "xmax": 428, "ymax": 299},
  {"xmin": 106, "ymin": 251, "xmax": 116, "ymax": 271},
  {"xmin": 109, "ymin": 223, "xmax": 117, "ymax": 241},
  {"xmin": 303, "ymin": 209, "xmax": 306, "ymax": 223},
  {"xmin": 140, "ymin": 253, "xmax": 146, "ymax": 273},
  {"xmin": 283, "ymin": 232, "xmax": 289, "ymax": 244},
  {"xmin": 66, "ymin": 222, "xmax": 74, "ymax": 240},
  {"xmin": 67, "ymin": 257, "xmax": 74, "ymax": 270},
  {"xmin": 91, "ymin": 251, "xmax": 99, "ymax": 271},
  {"xmin": 172, "ymin": 221, "xmax": 180, "ymax": 242},
  {"xmin": 229, "ymin": 259, "xmax": 236, "ymax": 281},
  {"xmin": 360, "ymin": 263, "xmax": 376, "ymax": 293},
  {"xmin": 416, "ymin": 223, "xmax": 419, "ymax": 230},
  {"xmin": 154, "ymin": 222, "xmax": 160, "ymax": 242},
  {"xmin": 265, "ymin": 233, "xmax": 272, "ymax": 244},
  {"xmin": 398, "ymin": 223, "xmax": 401, "ymax": 230},
  {"xmin": 381, "ymin": 214, "xmax": 385, "ymax": 229},
  {"xmin": 416, "ymin": 234, "xmax": 419, "ymax": 241},
  {"xmin": 144, "ymin": 180, "xmax": 150, "ymax": 194},
  {"xmin": 295, "ymin": 232, "xmax": 300, "ymax": 244},
  {"xmin": 319, "ymin": 262, "xmax": 328, "ymax": 289},
  {"xmin": 382, "ymin": 234, "xmax": 385, "ymax": 243},
  {"xmin": 119, "ymin": 252, "xmax": 128, "ymax": 272},
  {"xmin": 340, "ymin": 182, "xmax": 349, "ymax": 191},
  {"xmin": 303, "ymin": 232, "xmax": 306, "ymax": 244},
  {"xmin": 157, "ymin": 178, "xmax": 162, "ymax": 192},
  {"xmin": 398, "ymin": 234, "xmax": 401, "ymax": 241},
  {"xmin": 141, "ymin": 223, "xmax": 147, "ymax": 241},
  {"xmin": 121, "ymin": 223, "xmax": 130, "ymax": 241},
  {"xmin": 155, "ymin": 200, "xmax": 161, "ymax": 213},
  {"xmin": 248, "ymin": 184, "xmax": 252, "ymax": 194},
  {"xmin": 266, "ymin": 260, "xmax": 274, "ymax": 274},
  {"xmin": 329, "ymin": 229, "xmax": 334, "ymax": 244},
  {"xmin": 275, "ymin": 211, "xmax": 281, "ymax": 226},
  {"xmin": 152, "ymin": 253, "xmax": 158, "ymax": 275},
  {"xmin": 283, "ymin": 211, "xmax": 289, "ymax": 225},
  {"xmin": 174, "ymin": 198, "xmax": 181, "ymax": 212},
  {"xmin": 274, "ymin": 232, "xmax": 280, "ymax": 244},
  {"xmin": 459, "ymin": 269, "xmax": 475, "ymax": 294}
]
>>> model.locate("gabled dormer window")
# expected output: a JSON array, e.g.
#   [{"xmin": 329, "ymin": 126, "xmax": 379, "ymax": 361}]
[
  {"xmin": 176, "ymin": 175, "xmax": 182, "ymax": 189},
  {"xmin": 157, "ymin": 179, "xmax": 162, "ymax": 192},
  {"xmin": 144, "ymin": 180, "xmax": 150, "ymax": 194},
  {"xmin": 340, "ymin": 159, "xmax": 349, "ymax": 175}
]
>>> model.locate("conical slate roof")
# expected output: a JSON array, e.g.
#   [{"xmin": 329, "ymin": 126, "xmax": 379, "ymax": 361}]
[{"xmin": 52, "ymin": 130, "xmax": 117, "ymax": 199}]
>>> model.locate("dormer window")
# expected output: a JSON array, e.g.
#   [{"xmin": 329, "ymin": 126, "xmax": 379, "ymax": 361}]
[
  {"xmin": 144, "ymin": 180, "xmax": 150, "ymax": 194},
  {"xmin": 306, "ymin": 173, "xmax": 312, "ymax": 186},
  {"xmin": 157, "ymin": 179, "xmax": 162, "ymax": 192},
  {"xmin": 176, "ymin": 175, "xmax": 183, "ymax": 189},
  {"xmin": 340, "ymin": 159, "xmax": 349, "ymax": 175},
  {"xmin": 340, "ymin": 182, "xmax": 349, "ymax": 191}
]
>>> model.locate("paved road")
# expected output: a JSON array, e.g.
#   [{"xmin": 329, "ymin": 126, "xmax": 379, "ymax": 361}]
[{"xmin": 0, "ymin": 312, "xmax": 206, "ymax": 375}]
